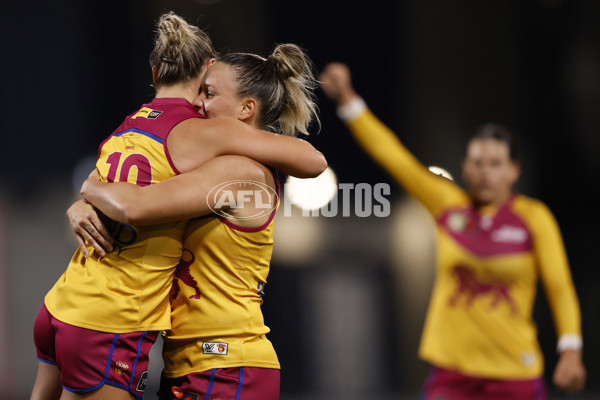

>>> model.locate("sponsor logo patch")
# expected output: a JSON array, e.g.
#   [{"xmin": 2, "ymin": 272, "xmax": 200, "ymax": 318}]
[
  {"xmin": 491, "ymin": 225, "xmax": 528, "ymax": 243},
  {"xmin": 136, "ymin": 370, "xmax": 148, "ymax": 392},
  {"xmin": 202, "ymin": 341, "xmax": 228, "ymax": 355},
  {"xmin": 131, "ymin": 107, "xmax": 163, "ymax": 120}
]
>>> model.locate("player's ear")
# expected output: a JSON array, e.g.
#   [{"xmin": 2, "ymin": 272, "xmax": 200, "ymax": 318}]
[
  {"xmin": 461, "ymin": 158, "xmax": 469, "ymax": 183},
  {"xmin": 152, "ymin": 65, "xmax": 158, "ymax": 86},
  {"xmin": 510, "ymin": 160, "xmax": 521, "ymax": 184},
  {"xmin": 238, "ymin": 98, "xmax": 256, "ymax": 122}
]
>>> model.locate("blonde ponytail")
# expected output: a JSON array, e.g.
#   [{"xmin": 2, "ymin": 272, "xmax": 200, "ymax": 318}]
[
  {"xmin": 268, "ymin": 44, "xmax": 320, "ymax": 136},
  {"xmin": 149, "ymin": 12, "xmax": 216, "ymax": 87},
  {"xmin": 219, "ymin": 44, "xmax": 320, "ymax": 137}
]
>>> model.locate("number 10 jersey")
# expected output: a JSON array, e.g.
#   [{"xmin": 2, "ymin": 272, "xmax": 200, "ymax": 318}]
[{"xmin": 45, "ymin": 98, "xmax": 202, "ymax": 333}]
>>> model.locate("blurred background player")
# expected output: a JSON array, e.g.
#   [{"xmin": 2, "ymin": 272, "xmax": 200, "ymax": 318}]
[
  {"xmin": 71, "ymin": 44, "xmax": 320, "ymax": 400},
  {"xmin": 31, "ymin": 12, "xmax": 325, "ymax": 400},
  {"xmin": 319, "ymin": 62, "xmax": 585, "ymax": 400}
]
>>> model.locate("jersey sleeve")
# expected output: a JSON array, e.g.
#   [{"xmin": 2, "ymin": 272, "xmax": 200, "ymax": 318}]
[
  {"xmin": 343, "ymin": 104, "xmax": 467, "ymax": 217},
  {"xmin": 529, "ymin": 201, "xmax": 582, "ymax": 339}
]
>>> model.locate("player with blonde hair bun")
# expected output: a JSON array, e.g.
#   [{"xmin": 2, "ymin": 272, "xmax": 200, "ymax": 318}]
[
  {"xmin": 71, "ymin": 43, "xmax": 321, "ymax": 400},
  {"xmin": 31, "ymin": 12, "xmax": 325, "ymax": 400}
]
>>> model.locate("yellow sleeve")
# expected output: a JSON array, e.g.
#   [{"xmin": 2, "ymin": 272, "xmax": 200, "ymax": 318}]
[
  {"xmin": 529, "ymin": 201, "xmax": 582, "ymax": 338},
  {"xmin": 345, "ymin": 107, "xmax": 467, "ymax": 217}
]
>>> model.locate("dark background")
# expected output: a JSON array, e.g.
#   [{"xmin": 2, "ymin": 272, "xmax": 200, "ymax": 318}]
[{"xmin": 1, "ymin": 0, "xmax": 598, "ymax": 398}]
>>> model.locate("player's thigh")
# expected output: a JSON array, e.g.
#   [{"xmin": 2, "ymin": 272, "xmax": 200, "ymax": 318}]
[
  {"xmin": 59, "ymin": 384, "xmax": 135, "ymax": 400},
  {"xmin": 31, "ymin": 361, "xmax": 62, "ymax": 400}
]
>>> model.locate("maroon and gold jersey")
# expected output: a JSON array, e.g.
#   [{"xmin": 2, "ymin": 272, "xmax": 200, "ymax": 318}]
[
  {"xmin": 162, "ymin": 177, "xmax": 281, "ymax": 378},
  {"xmin": 45, "ymin": 98, "xmax": 202, "ymax": 333},
  {"xmin": 343, "ymin": 105, "xmax": 581, "ymax": 379}
]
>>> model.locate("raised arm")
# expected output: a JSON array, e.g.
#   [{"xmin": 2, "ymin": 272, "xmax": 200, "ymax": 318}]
[
  {"xmin": 169, "ymin": 117, "xmax": 327, "ymax": 178},
  {"xmin": 319, "ymin": 63, "xmax": 466, "ymax": 217},
  {"xmin": 81, "ymin": 155, "xmax": 273, "ymax": 226},
  {"xmin": 530, "ymin": 202, "xmax": 586, "ymax": 392}
]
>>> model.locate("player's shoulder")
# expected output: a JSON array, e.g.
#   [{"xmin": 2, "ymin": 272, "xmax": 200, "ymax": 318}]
[
  {"xmin": 210, "ymin": 155, "xmax": 273, "ymax": 182},
  {"xmin": 511, "ymin": 194, "xmax": 554, "ymax": 221},
  {"xmin": 175, "ymin": 117, "xmax": 239, "ymax": 141}
]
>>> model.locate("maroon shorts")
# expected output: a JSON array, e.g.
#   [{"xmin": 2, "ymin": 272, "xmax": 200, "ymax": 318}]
[
  {"xmin": 158, "ymin": 367, "xmax": 280, "ymax": 400},
  {"xmin": 34, "ymin": 303, "xmax": 158, "ymax": 399},
  {"xmin": 422, "ymin": 366, "xmax": 547, "ymax": 400}
]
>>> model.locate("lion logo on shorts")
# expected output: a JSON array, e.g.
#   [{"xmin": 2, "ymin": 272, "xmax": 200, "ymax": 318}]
[{"xmin": 115, "ymin": 361, "xmax": 129, "ymax": 375}]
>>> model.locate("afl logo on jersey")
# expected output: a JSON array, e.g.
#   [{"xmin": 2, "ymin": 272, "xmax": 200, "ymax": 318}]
[
  {"xmin": 207, "ymin": 180, "xmax": 278, "ymax": 220},
  {"xmin": 132, "ymin": 107, "xmax": 163, "ymax": 120}
]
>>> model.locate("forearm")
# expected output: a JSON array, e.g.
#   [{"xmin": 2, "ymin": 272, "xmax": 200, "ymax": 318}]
[
  {"xmin": 82, "ymin": 176, "xmax": 216, "ymax": 225},
  {"xmin": 203, "ymin": 118, "xmax": 327, "ymax": 178},
  {"xmin": 81, "ymin": 179, "xmax": 142, "ymax": 224},
  {"xmin": 82, "ymin": 156, "xmax": 266, "ymax": 225},
  {"xmin": 545, "ymin": 281, "xmax": 582, "ymax": 339},
  {"xmin": 541, "ymin": 258, "xmax": 582, "ymax": 340},
  {"xmin": 340, "ymin": 98, "xmax": 425, "ymax": 177},
  {"xmin": 339, "ymin": 97, "xmax": 465, "ymax": 215},
  {"xmin": 534, "ymin": 203, "xmax": 583, "ymax": 340},
  {"xmin": 254, "ymin": 135, "xmax": 327, "ymax": 178},
  {"xmin": 222, "ymin": 126, "xmax": 327, "ymax": 178},
  {"xmin": 320, "ymin": 64, "xmax": 452, "ymax": 204}
]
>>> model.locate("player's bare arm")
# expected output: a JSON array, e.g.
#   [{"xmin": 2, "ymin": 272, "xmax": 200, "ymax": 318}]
[
  {"xmin": 169, "ymin": 117, "xmax": 327, "ymax": 178},
  {"xmin": 81, "ymin": 155, "xmax": 272, "ymax": 226}
]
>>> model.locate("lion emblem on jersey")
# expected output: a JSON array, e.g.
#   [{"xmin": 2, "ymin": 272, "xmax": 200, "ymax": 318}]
[
  {"xmin": 448, "ymin": 265, "xmax": 517, "ymax": 315},
  {"xmin": 171, "ymin": 249, "xmax": 202, "ymax": 302}
]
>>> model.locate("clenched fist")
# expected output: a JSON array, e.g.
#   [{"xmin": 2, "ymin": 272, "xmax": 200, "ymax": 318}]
[{"xmin": 319, "ymin": 63, "xmax": 358, "ymax": 106}]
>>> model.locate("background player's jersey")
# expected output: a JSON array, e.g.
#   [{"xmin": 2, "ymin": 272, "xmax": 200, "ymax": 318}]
[
  {"xmin": 345, "ymin": 108, "xmax": 582, "ymax": 379},
  {"xmin": 162, "ymin": 178, "xmax": 280, "ymax": 377},
  {"xmin": 45, "ymin": 98, "xmax": 202, "ymax": 333}
]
